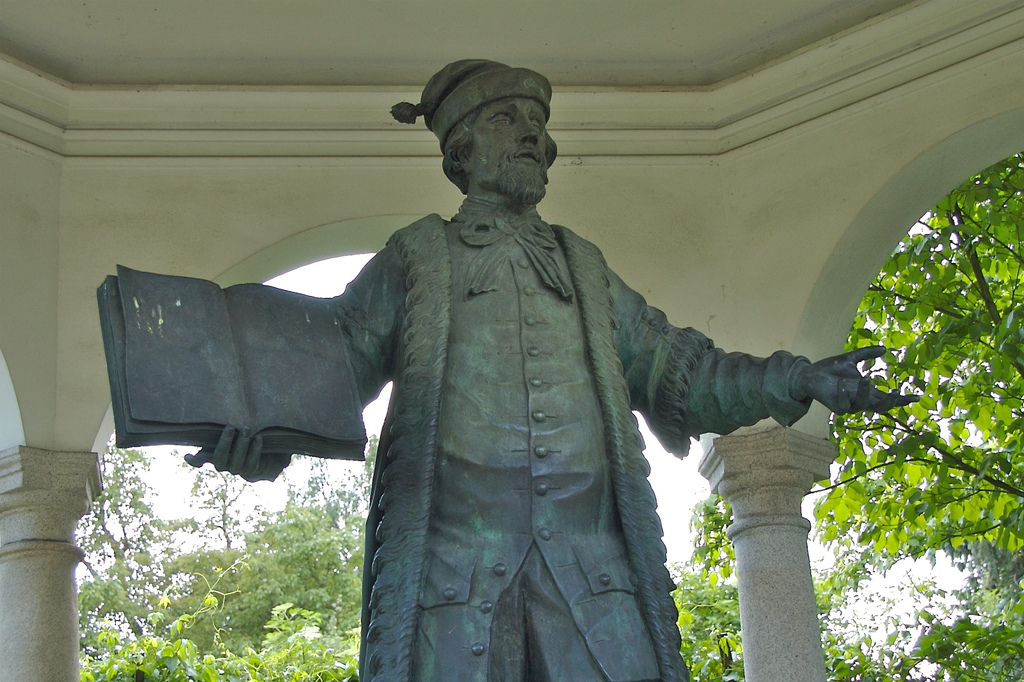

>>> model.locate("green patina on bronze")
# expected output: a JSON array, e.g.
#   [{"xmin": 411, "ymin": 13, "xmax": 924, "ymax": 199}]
[{"xmin": 99, "ymin": 58, "xmax": 915, "ymax": 682}]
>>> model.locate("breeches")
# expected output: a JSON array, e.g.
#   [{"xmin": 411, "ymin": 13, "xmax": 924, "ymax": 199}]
[{"xmin": 413, "ymin": 544, "xmax": 660, "ymax": 682}]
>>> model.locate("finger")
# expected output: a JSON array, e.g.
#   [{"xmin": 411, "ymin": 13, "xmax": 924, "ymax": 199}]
[
  {"xmin": 209, "ymin": 426, "xmax": 236, "ymax": 472},
  {"xmin": 843, "ymin": 346, "xmax": 887, "ymax": 365},
  {"xmin": 228, "ymin": 426, "xmax": 252, "ymax": 474},
  {"xmin": 868, "ymin": 390, "xmax": 919, "ymax": 412},
  {"xmin": 252, "ymin": 453, "xmax": 291, "ymax": 482},
  {"xmin": 184, "ymin": 448, "xmax": 212, "ymax": 469},
  {"xmin": 240, "ymin": 433, "xmax": 263, "ymax": 481}
]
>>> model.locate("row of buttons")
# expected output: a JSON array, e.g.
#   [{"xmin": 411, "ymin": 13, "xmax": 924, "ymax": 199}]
[
  {"xmin": 518, "ymin": 254, "xmax": 556, "ymax": 594},
  {"xmin": 519, "ymin": 256, "xmax": 550, "ymax": 471}
]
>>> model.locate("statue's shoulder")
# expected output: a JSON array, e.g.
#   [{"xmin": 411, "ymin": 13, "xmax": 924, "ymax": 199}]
[
  {"xmin": 552, "ymin": 224, "xmax": 610, "ymax": 271},
  {"xmin": 386, "ymin": 214, "xmax": 449, "ymax": 258},
  {"xmin": 390, "ymin": 214, "xmax": 447, "ymax": 240},
  {"xmin": 384, "ymin": 214, "xmax": 453, "ymax": 288}
]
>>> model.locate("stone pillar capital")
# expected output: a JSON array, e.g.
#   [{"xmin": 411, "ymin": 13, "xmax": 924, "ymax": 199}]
[
  {"xmin": 699, "ymin": 426, "xmax": 836, "ymax": 523},
  {"xmin": 0, "ymin": 445, "xmax": 101, "ymax": 544}
]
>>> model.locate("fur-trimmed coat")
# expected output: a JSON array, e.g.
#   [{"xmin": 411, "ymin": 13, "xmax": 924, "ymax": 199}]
[{"xmin": 336, "ymin": 215, "xmax": 810, "ymax": 681}]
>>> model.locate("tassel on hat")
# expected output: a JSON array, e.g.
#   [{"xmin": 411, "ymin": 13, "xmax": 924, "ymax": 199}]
[{"xmin": 390, "ymin": 101, "xmax": 424, "ymax": 125}]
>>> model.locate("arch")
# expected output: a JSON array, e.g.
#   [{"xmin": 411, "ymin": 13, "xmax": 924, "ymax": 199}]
[
  {"xmin": 91, "ymin": 214, "xmax": 420, "ymax": 451},
  {"xmin": 214, "ymin": 214, "xmax": 422, "ymax": 287},
  {"xmin": 795, "ymin": 107, "xmax": 1024, "ymax": 362},
  {"xmin": 792, "ymin": 106, "xmax": 1024, "ymax": 435},
  {"xmin": 0, "ymin": 345, "xmax": 26, "ymax": 452}
]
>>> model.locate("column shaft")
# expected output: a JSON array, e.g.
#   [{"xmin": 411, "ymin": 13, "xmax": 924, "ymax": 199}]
[
  {"xmin": 699, "ymin": 426, "xmax": 835, "ymax": 682},
  {"xmin": 0, "ymin": 446, "xmax": 100, "ymax": 682}
]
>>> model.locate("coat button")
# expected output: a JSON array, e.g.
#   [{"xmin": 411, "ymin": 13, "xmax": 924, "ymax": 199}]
[
  {"xmin": 529, "ymin": 377, "xmax": 542, "ymax": 387},
  {"xmin": 538, "ymin": 527, "xmax": 552, "ymax": 541},
  {"xmin": 443, "ymin": 587, "xmax": 457, "ymax": 601},
  {"xmin": 527, "ymin": 346, "xmax": 540, "ymax": 357},
  {"xmin": 524, "ymin": 314, "xmax": 536, "ymax": 325},
  {"xmin": 480, "ymin": 601, "xmax": 493, "ymax": 613},
  {"xmin": 517, "ymin": 258, "xmax": 529, "ymax": 269},
  {"xmin": 471, "ymin": 642, "xmax": 486, "ymax": 656},
  {"xmin": 532, "ymin": 411, "xmax": 546, "ymax": 422},
  {"xmin": 523, "ymin": 286, "xmax": 536, "ymax": 296},
  {"xmin": 534, "ymin": 480, "xmax": 549, "ymax": 496},
  {"xmin": 493, "ymin": 563, "xmax": 507, "ymax": 576},
  {"xmin": 598, "ymin": 573, "xmax": 612, "ymax": 586},
  {"xmin": 534, "ymin": 446, "xmax": 548, "ymax": 457}
]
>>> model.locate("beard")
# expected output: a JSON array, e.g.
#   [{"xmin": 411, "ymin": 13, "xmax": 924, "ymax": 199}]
[{"xmin": 495, "ymin": 156, "xmax": 548, "ymax": 205}]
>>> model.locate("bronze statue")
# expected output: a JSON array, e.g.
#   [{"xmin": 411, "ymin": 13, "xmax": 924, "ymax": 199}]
[{"xmin": 105, "ymin": 60, "xmax": 913, "ymax": 682}]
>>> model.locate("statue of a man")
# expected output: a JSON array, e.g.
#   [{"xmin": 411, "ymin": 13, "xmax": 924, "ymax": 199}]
[{"xmin": 185, "ymin": 60, "xmax": 911, "ymax": 682}]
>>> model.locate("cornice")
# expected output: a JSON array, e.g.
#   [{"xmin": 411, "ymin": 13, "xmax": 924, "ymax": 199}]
[{"xmin": 1, "ymin": 0, "xmax": 1022, "ymax": 158}]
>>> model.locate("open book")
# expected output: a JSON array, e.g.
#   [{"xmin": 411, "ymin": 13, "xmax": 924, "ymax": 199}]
[{"xmin": 97, "ymin": 265, "xmax": 366, "ymax": 460}]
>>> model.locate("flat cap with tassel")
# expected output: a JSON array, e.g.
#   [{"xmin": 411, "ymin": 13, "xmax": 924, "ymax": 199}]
[{"xmin": 391, "ymin": 59, "xmax": 552, "ymax": 149}]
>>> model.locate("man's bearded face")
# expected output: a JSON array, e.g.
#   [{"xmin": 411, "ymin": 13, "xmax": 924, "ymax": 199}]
[{"xmin": 465, "ymin": 97, "xmax": 549, "ymax": 205}]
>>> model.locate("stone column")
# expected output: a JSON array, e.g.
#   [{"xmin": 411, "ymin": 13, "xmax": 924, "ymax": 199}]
[
  {"xmin": 698, "ymin": 426, "xmax": 836, "ymax": 682},
  {"xmin": 0, "ymin": 446, "xmax": 101, "ymax": 682}
]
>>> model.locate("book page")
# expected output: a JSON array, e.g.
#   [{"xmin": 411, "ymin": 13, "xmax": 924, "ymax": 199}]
[
  {"xmin": 118, "ymin": 266, "xmax": 250, "ymax": 429},
  {"xmin": 225, "ymin": 284, "xmax": 366, "ymax": 457}
]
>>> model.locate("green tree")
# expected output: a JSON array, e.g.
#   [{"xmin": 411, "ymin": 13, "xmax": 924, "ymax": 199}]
[
  {"xmin": 814, "ymin": 151, "xmax": 1024, "ymax": 678},
  {"xmin": 674, "ymin": 568, "xmax": 743, "ymax": 681},
  {"xmin": 672, "ymin": 496, "xmax": 744, "ymax": 681},
  {"xmin": 78, "ymin": 446, "xmax": 189, "ymax": 653},
  {"xmin": 168, "ymin": 497, "xmax": 366, "ymax": 653},
  {"xmin": 80, "ymin": 441, "xmax": 374, "ymax": 658},
  {"xmin": 80, "ymin": 591, "xmax": 360, "ymax": 682},
  {"xmin": 158, "ymin": 450, "xmax": 372, "ymax": 653}
]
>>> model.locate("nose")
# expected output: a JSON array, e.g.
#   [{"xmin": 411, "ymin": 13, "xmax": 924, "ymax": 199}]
[
  {"xmin": 516, "ymin": 119, "xmax": 542, "ymax": 150},
  {"xmin": 518, "ymin": 125, "xmax": 539, "ymax": 146}
]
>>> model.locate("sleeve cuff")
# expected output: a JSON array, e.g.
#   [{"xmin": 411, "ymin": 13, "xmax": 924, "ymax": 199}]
[{"xmin": 763, "ymin": 351, "xmax": 812, "ymax": 426}]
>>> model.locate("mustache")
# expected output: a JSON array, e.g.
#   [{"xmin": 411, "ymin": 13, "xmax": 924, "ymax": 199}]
[
  {"xmin": 497, "ymin": 142, "xmax": 545, "ymax": 167},
  {"xmin": 507, "ymin": 147, "xmax": 544, "ymax": 165}
]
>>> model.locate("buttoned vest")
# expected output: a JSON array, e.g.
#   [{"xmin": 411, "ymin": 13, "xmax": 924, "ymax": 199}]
[{"xmin": 411, "ymin": 222, "xmax": 659, "ymax": 680}]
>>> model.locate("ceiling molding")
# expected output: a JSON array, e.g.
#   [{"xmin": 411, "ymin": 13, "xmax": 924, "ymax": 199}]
[{"xmin": 1, "ymin": 0, "xmax": 1022, "ymax": 158}]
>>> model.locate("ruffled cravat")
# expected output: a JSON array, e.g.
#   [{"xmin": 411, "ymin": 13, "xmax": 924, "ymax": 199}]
[{"xmin": 454, "ymin": 199, "xmax": 574, "ymax": 300}]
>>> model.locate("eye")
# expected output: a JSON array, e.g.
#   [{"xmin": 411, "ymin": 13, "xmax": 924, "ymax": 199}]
[{"xmin": 490, "ymin": 113, "xmax": 512, "ymax": 125}]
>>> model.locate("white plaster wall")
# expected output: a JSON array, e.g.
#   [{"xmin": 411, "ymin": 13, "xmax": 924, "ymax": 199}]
[
  {"xmin": 0, "ymin": 138, "xmax": 61, "ymax": 450},
  {"xmin": 798, "ymin": 106, "xmax": 1024, "ymax": 361}
]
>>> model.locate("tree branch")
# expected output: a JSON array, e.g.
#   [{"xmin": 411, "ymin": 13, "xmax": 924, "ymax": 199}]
[
  {"xmin": 811, "ymin": 461, "xmax": 902, "ymax": 493},
  {"xmin": 957, "ymin": 207, "xmax": 1024, "ymax": 267},
  {"xmin": 949, "ymin": 213, "xmax": 1002, "ymax": 326},
  {"xmin": 949, "ymin": 207, "xmax": 1024, "ymax": 382},
  {"xmin": 888, "ymin": 415, "xmax": 1024, "ymax": 498},
  {"xmin": 865, "ymin": 285, "xmax": 965, "ymax": 320}
]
